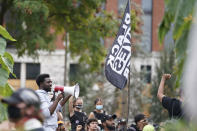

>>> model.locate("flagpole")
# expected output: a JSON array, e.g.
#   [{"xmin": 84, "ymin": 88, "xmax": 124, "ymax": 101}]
[
  {"xmin": 127, "ymin": 68, "xmax": 131, "ymax": 125},
  {"xmin": 104, "ymin": 0, "xmax": 132, "ymax": 124},
  {"xmin": 126, "ymin": 0, "xmax": 131, "ymax": 126}
]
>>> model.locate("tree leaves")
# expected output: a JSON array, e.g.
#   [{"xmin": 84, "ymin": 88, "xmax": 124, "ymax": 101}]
[
  {"xmin": 0, "ymin": 37, "xmax": 6, "ymax": 55},
  {"xmin": 0, "ymin": 68, "xmax": 9, "ymax": 87},
  {"xmin": 158, "ymin": 0, "xmax": 196, "ymax": 88},
  {"xmin": 0, "ymin": 52, "xmax": 14, "ymax": 74},
  {"xmin": 0, "ymin": 102, "xmax": 8, "ymax": 122},
  {"xmin": 0, "ymin": 84, "xmax": 14, "ymax": 122},
  {"xmin": 0, "ymin": 25, "xmax": 16, "ymax": 42},
  {"xmin": 1, "ymin": 0, "xmax": 118, "ymax": 71},
  {"xmin": 158, "ymin": 13, "xmax": 174, "ymax": 44},
  {"xmin": 0, "ymin": 26, "xmax": 14, "ymax": 122}
]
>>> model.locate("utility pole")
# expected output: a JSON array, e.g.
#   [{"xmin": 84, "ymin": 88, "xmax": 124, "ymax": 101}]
[
  {"xmin": 64, "ymin": 32, "xmax": 70, "ymax": 86},
  {"xmin": 63, "ymin": 32, "xmax": 70, "ymax": 118}
]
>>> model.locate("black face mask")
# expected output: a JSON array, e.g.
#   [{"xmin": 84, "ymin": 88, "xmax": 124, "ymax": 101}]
[
  {"xmin": 75, "ymin": 104, "xmax": 83, "ymax": 109},
  {"xmin": 8, "ymin": 105, "xmax": 22, "ymax": 120},
  {"xmin": 106, "ymin": 124, "xmax": 115, "ymax": 130}
]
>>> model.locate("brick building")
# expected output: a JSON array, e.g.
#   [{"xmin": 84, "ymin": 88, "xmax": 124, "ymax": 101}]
[
  {"xmin": 105, "ymin": 0, "xmax": 165, "ymax": 84},
  {"xmin": 8, "ymin": 0, "xmax": 166, "ymax": 90}
]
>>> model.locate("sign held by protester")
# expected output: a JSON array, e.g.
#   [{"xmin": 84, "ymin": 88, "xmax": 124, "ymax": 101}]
[{"xmin": 105, "ymin": 0, "xmax": 131, "ymax": 89}]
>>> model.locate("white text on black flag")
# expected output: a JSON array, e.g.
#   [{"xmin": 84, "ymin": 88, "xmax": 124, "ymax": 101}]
[{"xmin": 105, "ymin": 0, "xmax": 131, "ymax": 89}]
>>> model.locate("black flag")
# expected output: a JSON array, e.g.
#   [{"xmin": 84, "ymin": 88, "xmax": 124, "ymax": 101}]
[{"xmin": 105, "ymin": 0, "xmax": 131, "ymax": 89}]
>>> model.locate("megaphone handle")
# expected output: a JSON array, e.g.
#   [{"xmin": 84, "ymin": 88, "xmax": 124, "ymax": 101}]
[
  {"xmin": 61, "ymin": 91, "xmax": 65, "ymax": 98},
  {"xmin": 51, "ymin": 91, "xmax": 56, "ymax": 101}
]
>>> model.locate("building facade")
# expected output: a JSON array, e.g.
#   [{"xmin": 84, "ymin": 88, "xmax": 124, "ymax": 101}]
[{"xmin": 8, "ymin": 0, "xmax": 165, "ymax": 90}]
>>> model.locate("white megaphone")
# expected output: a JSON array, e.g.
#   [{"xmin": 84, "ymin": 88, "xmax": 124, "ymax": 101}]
[{"xmin": 53, "ymin": 83, "xmax": 80, "ymax": 98}]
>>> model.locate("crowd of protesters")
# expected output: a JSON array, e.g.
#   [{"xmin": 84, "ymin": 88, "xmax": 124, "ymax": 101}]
[{"xmin": 0, "ymin": 73, "xmax": 185, "ymax": 131}]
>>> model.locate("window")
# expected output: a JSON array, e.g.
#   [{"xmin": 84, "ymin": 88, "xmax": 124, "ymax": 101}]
[
  {"xmin": 140, "ymin": 0, "xmax": 153, "ymax": 53},
  {"xmin": 118, "ymin": 0, "xmax": 128, "ymax": 14},
  {"xmin": 141, "ymin": 65, "xmax": 151, "ymax": 83},
  {"xmin": 69, "ymin": 64, "xmax": 79, "ymax": 78},
  {"xmin": 142, "ymin": 0, "xmax": 152, "ymax": 14},
  {"xmin": 9, "ymin": 63, "xmax": 21, "ymax": 79},
  {"xmin": 26, "ymin": 63, "xmax": 40, "ymax": 79},
  {"xmin": 69, "ymin": 64, "xmax": 80, "ymax": 84}
]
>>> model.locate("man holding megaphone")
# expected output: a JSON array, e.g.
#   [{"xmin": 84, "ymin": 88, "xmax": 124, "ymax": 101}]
[{"xmin": 36, "ymin": 74, "xmax": 72, "ymax": 131}]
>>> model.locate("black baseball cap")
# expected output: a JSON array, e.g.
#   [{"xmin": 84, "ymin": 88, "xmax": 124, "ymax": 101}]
[
  {"xmin": 102, "ymin": 114, "xmax": 117, "ymax": 122},
  {"xmin": 1, "ymin": 88, "xmax": 40, "ymax": 108}
]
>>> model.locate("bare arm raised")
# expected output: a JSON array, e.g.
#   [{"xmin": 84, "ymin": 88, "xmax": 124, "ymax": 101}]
[
  {"xmin": 157, "ymin": 74, "xmax": 171, "ymax": 102},
  {"xmin": 60, "ymin": 94, "xmax": 72, "ymax": 107},
  {"xmin": 69, "ymin": 96, "xmax": 75, "ymax": 117}
]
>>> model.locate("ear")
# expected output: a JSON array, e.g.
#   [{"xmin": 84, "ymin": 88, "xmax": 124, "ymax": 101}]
[
  {"xmin": 39, "ymin": 82, "xmax": 44, "ymax": 88},
  {"xmin": 25, "ymin": 106, "xmax": 35, "ymax": 116}
]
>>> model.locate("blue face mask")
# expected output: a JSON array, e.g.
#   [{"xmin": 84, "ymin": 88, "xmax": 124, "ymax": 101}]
[{"xmin": 96, "ymin": 105, "xmax": 103, "ymax": 110}]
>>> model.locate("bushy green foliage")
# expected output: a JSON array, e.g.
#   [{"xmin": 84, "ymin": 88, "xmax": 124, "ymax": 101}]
[
  {"xmin": 0, "ymin": 0, "xmax": 118, "ymax": 71},
  {"xmin": 161, "ymin": 120, "xmax": 197, "ymax": 131},
  {"xmin": 158, "ymin": 0, "xmax": 196, "ymax": 88},
  {"xmin": 149, "ymin": 50, "xmax": 177, "ymax": 123},
  {"xmin": 0, "ymin": 25, "xmax": 15, "ymax": 122}
]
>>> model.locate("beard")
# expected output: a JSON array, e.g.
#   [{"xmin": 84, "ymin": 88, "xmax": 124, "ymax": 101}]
[
  {"xmin": 106, "ymin": 124, "xmax": 115, "ymax": 130},
  {"xmin": 44, "ymin": 86, "xmax": 51, "ymax": 92}
]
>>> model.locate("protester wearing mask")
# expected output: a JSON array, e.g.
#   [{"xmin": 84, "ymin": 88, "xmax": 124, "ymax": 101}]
[
  {"xmin": 1, "ymin": 88, "xmax": 44, "ymax": 131},
  {"xmin": 69, "ymin": 96, "xmax": 88, "ymax": 131},
  {"xmin": 36, "ymin": 74, "xmax": 71, "ymax": 131},
  {"xmin": 102, "ymin": 114, "xmax": 117, "ymax": 131},
  {"xmin": 89, "ymin": 98, "xmax": 106, "ymax": 130}
]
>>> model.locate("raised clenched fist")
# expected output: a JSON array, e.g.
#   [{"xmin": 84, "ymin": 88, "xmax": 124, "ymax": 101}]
[{"xmin": 162, "ymin": 74, "xmax": 171, "ymax": 80}]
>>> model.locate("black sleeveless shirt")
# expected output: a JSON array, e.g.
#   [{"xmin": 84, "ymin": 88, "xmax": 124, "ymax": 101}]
[
  {"xmin": 93, "ymin": 110, "xmax": 106, "ymax": 129},
  {"xmin": 69, "ymin": 111, "xmax": 88, "ymax": 131}
]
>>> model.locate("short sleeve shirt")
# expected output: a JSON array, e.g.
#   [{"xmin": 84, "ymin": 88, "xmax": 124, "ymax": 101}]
[{"xmin": 162, "ymin": 96, "xmax": 183, "ymax": 119}]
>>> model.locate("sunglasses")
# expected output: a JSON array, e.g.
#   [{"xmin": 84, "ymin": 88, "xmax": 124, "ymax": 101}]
[{"xmin": 139, "ymin": 119, "xmax": 147, "ymax": 123}]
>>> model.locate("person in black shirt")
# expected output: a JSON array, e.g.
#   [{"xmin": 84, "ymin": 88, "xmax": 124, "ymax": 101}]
[
  {"xmin": 69, "ymin": 96, "xmax": 88, "ymax": 131},
  {"xmin": 157, "ymin": 74, "xmax": 184, "ymax": 119},
  {"xmin": 89, "ymin": 98, "xmax": 106, "ymax": 129}
]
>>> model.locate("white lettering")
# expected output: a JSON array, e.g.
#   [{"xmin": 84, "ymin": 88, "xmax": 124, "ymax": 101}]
[
  {"xmin": 117, "ymin": 35, "xmax": 124, "ymax": 46},
  {"xmin": 125, "ymin": 13, "xmax": 130, "ymax": 25},
  {"xmin": 111, "ymin": 44, "xmax": 120, "ymax": 56}
]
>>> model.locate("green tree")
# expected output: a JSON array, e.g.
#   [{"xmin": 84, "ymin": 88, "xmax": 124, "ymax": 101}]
[
  {"xmin": 158, "ymin": 0, "xmax": 196, "ymax": 87},
  {"xmin": 0, "ymin": 0, "xmax": 117, "ymax": 71},
  {"xmin": 149, "ymin": 50, "xmax": 177, "ymax": 124},
  {"xmin": 0, "ymin": 25, "xmax": 15, "ymax": 122}
]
